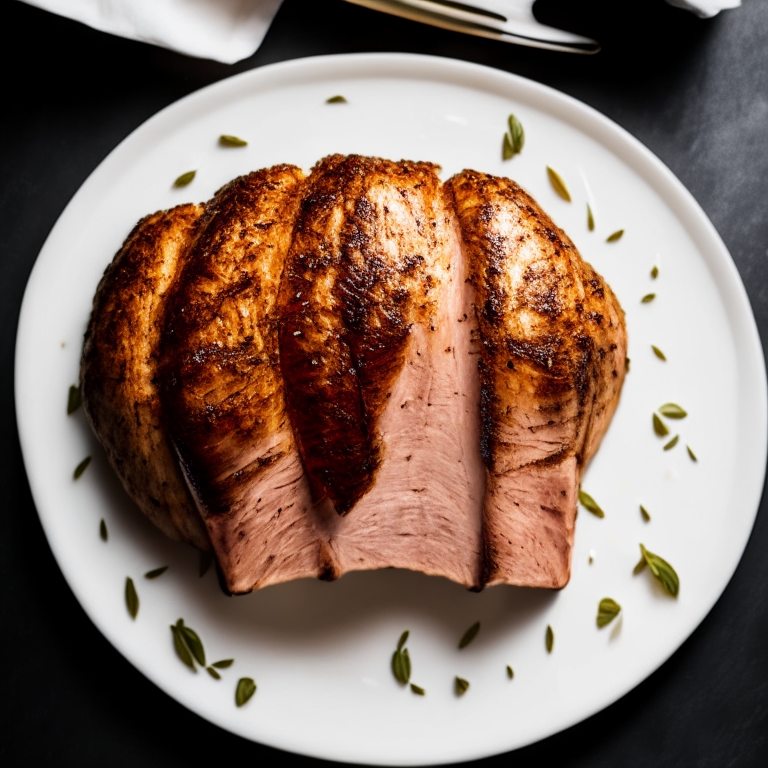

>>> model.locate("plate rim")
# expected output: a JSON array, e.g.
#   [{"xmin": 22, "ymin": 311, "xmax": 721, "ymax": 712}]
[{"xmin": 14, "ymin": 51, "xmax": 768, "ymax": 765}]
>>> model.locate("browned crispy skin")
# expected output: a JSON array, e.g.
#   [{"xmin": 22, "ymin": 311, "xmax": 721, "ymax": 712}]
[
  {"xmin": 160, "ymin": 166, "xmax": 323, "ymax": 592},
  {"xmin": 447, "ymin": 170, "xmax": 626, "ymax": 588},
  {"xmin": 278, "ymin": 155, "xmax": 444, "ymax": 514},
  {"xmin": 80, "ymin": 205, "xmax": 210, "ymax": 550}
]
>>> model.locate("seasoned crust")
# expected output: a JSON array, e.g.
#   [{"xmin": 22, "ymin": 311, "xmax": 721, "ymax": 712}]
[
  {"xmin": 278, "ymin": 154, "xmax": 446, "ymax": 514},
  {"xmin": 80, "ymin": 204, "xmax": 211, "ymax": 550}
]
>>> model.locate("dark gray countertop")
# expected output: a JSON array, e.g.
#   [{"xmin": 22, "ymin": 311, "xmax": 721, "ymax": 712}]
[{"xmin": 3, "ymin": 1, "xmax": 767, "ymax": 765}]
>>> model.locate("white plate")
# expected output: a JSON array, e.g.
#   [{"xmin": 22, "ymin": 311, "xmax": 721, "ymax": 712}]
[{"xmin": 15, "ymin": 53, "xmax": 767, "ymax": 765}]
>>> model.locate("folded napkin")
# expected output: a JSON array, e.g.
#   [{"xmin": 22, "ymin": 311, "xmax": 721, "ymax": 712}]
[
  {"xmin": 665, "ymin": 0, "xmax": 741, "ymax": 18},
  {"xmin": 20, "ymin": 0, "xmax": 284, "ymax": 64},
  {"xmin": 21, "ymin": 0, "xmax": 741, "ymax": 64}
]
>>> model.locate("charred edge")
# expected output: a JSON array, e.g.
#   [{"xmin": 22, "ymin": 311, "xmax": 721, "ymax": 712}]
[{"xmin": 317, "ymin": 540, "xmax": 341, "ymax": 581}]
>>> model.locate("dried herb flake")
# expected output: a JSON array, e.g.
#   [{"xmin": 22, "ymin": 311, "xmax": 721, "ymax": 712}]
[
  {"xmin": 651, "ymin": 345, "xmax": 667, "ymax": 361},
  {"xmin": 173, "ymin": 170, "xmax": 196, "ymax": 188},
  {"xmin": 410, "ymin": 683, "xmax": 426, "ymax": 695},
  {"xmin": 606, "ymin": 229, "xmax": 624, "ymax": 242},
  {"xmin": 641, "ymin": 293, "xmax": 656, "ymax": 303},
  {"xmin": 326, "ymin": 95, "xmax": 347, "ymax": 103},
  {"xmin": 546, "ymin": 625, "xmax": 554, "ymax": 653},
  {"xmin": 659, "ymin": 403, "xmax": 687, "ymax": 419},
  {"xmin": 219, "ymin": 135, "xmax": 248, "ymax": 147},
  {"xmin": 455, "ymin": 676, "xmax": 470, "ymax": 696},
  {"xmin": 640, "ymin": 504, "xmax": 651, "ymax": 522},
  {"xmin": 663, "ymin": 435, "xmax": 679, "ymax": 451},
  {"xmin": 236, "ymin": 677, "xmax": 256, "ymax": 707},
  {"xmin": 506, "ymin": 665, "xmax": 514, "ymax": 679},
  {"xmin": 653, "ymin": 413, "xmax": 670, "ymax": 437},
  {"xmin": 597, "ymin": 597, "xmax": 621, "ymax": 628},
  {"xmin": 144, "ymin": 566, "xmax": 168, "ymax": 579},
  {"xmin": 67, "ymin": 384, "xmax": 82, "ymax": 415},
  {"xmin": 639, "ymin": 543, "xmax": 679, "ymax": 597},
  {"xmin": 578, "ymin": 489, "xmax": 604, "ymax": 518},
  {"xmin": 125, "ymin": 577, "xmax": 138, "ymax": 619},
  {"xmin": 458, "ymin": 621, "xmax": 480, "ymax": 649},
  {"xmin": 687, "ymin": 445, "xmax": 698, "ymax": 462},
  {"xmin": 546, "ymin": 166, "xmax": 571, "ymax": 201},
  {"xmin": 73, "ymin": 456, "xmax": 91, "ymax": 479}
]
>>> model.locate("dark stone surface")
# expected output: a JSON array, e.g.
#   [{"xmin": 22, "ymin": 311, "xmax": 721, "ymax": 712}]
[{"xmin": 2, "ymin": 1, "xmax": 766, "ymax": 765}]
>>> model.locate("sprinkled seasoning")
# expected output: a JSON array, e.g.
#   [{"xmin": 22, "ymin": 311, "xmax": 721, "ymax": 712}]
[{"xmin": 546, "ymin": 166, "xmax": 571, "ymax": 201}]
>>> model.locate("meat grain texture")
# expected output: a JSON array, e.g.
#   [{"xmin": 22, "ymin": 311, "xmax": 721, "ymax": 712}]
[{"xmin": 81, "ymin": 155, "xmax": 626, "ymax": 594}]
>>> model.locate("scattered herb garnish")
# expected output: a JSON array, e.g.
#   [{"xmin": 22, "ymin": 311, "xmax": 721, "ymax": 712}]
[
  {"xmin": 545, "ymin": 625, "xmax": 554, "ymax": 653},
  {"xmin": 663, "ymin": 435, "xmax": 679, "ymax": 451},
  {"xmin": 73, "ymin": 456, "xmax": 91, "ymax": 479},
  {"xmin": 219, "ymin": 135, "xmax": 248, "ymax": 147},
  {"xmin": 67, "ymin": 384, "xmax": 82, "ymax": 415},
  {"xmin": 633, "ymin": 556, "xmax": 647, "ymax": 575},
  {"xmin": 687, "ymin": 445, "xmax": 698, "ymax": 462},
  {"xmin": 171, "ymin": 624, "xmax": 196, "ymax": 671},
  {"xmin": 392, "ymin": 631, "xmax": 412, "ymax": 685},
  {"xmin": 236, "ymin": 677, "xmax": 256, "ymax": 707},
  {"xmin": 625, "ymin": 357, "xmax": 630, "ymax": 373},
  {"xmin": 546, "ymin": 166, "xmax": 571, "ymax": 201},
  {"xmin": 173, "ymin": 170, "xmax": 196, "ymax": 188},
  {"xmin": 458, "ymin": 621, "xmax": 481, "ymax": 649},
  {"xmin": 506, "ymin": 665, "xmax": 514, "ymax": 679},
  {"xmin": 597, "ymin": 598, "xmax": 621, "ymax": 628},
  {"xmin": 578, "ymin": 489, "xmax": 604, "ymax": 518},
  {"xmin": 640, "ymin": 505, "xmax": 651, "ymax": 522},
  {"xmin": 392, "ymin": 647, "xmax": 411, "ymax": 684},
  {"xmin": 212, "ymin": 659, "xmax": 234, "ymax": 669},
  {"xmin": 606, "ymin": 229, "xmax": 624, "ymax": 242},
  {"xmin": 206, "ymin": 666, "xmax": 221, "ymax": 680},
  {"xmin": 99, "ymin": 519, "xmax": 108, "ymax": 542},
  {"xmin": 641, "ymin": 293, "xmax": 656, "ymax": 303},
  {"xmin": 145, "ymin": 566, "xmax": 169, "ymax": 579},
  {"xmin": 455, "ymin": 676, "xmax": 470, "ymax": 696},
  {"xmin": 658, "ymin": 403, "xmax": 687, "ymax": 419},
  {"xmin": 199, "ymin": 551, "xmax": 214, "ymax": 577},
  {"xmin": 410, "ymin": 683, "xmax": 426, "ymax": 696},
  {"xmin": 326, "ymin": 95, "xmax": 347, "ymax": 103},
  {"xmin": 651, "ymin": 345, "xmax": 667, "ymax": 361},
  {"xmin": 502, "ymin": 114, "xmax": 524, "ymax": 160},
  {"xmin": 125, "ymin": 577, "xmax": 138, "ymax": 619},
  {"xmin": 170, "ymin": 618, "xmax": 206, "ymax": 670},
  {"xmin": 653, "ymin": 413, "xmax": 669, "ymax": 437},
  {"xmin": 587, "ymin": 203, "xmax": 595, "ymax": 231},
  {"xmin": 651, "ymin": 265, "xmax": 659, "ymax": 279},
  {"xmin": 638, "ymin": 543, "xmax": 679, "ymax": 597}
]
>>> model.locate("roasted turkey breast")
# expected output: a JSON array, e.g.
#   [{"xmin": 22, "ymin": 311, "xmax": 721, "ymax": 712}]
[{"xmin": 80, "ymin": 155, "xmax": 626, "ymax": 593}]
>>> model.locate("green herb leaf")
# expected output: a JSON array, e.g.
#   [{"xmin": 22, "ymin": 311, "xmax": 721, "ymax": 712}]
[
  {"xmin": 455, "ymin": 676, "xmax": 470, "ymax": 696},
  {"xmin": 206, "ymin": 666, "xmax": 221, "ymax": 680},
  {"xmin": 663, "ymin": 435, "xmax": 679, "ymax": 451},
  {"xmin": 144, "ymin": 566, "xmax": 168, "ymax": 579},
  {"xmin": 99, "ymin": 518, "xmax": 108, "ymax": 542},
  {"xmin": 651, "ymin": 345, "xmax": 667, "ymax": 361},
  {"xmin": 199, "ymin": 551, "xmax": 213, "ymax": 578},
  {"xmin": 587, "ymin": 203, "xmax": 595, "ymax": 231},
  {"xmin": 606, "ymin": 229, "xmax": 624, "ymax": 242},
  {"xmin": 658, "ymin": 403, "xmax": 687, "ymax": 419},
  {"xmin": 502, "ymin": 131, "xmax": 515, "ymax": 160},
  {"xmin": 178, "ymin": 623, "xmax": 206, "ymax": 667},
  {"xmin": 687, "ymin": 445, "xmax": 698, "ymax": 462},
  {"xmin": 212, "ymin": 659, "xmax": 234, "ymax": 669},
  {"xmin": 392, "ymin": 648, "xmax": 411, "ymax": 685},
  {"xmin": 67, "ymin": 384, "xmax": 82, "ymax": 415},
  {"xmin": 458, "ymin": 621, "xmax": 480, "ymax": 649},
  {"xmin": 546, "ymin": 166, "xmax": 571, "ymax": 201},
  {"xmin": 546, "ymin": 625, "xmax": 554, "ymax": 653},
  {"xmin": 171, "ymin": 625, "xmax": 196, "ymax": 671},
  {"xmin": 640, "ymin": 504, "xmax": 651, "ymax": 522},
  {"xmin": 219, "ymin": 134, "xmax": 247, "ymax": 147},
  {"xmin": 633, "ymin": 556, "xmax": 647, "ymax": 575},
  {"xmin": 397, "ymin": 630, "xmax": 409, "ymax": 652},
  {"xmin": 410, "ymin": 683, "xmax": 426, "ymax": 695},
  {"xmin": 597, "ymin": 597, "xmax": 621, "ymax": 628},
  {"xmin": 125, "ymin": 577, "xmax": 138, "ymax": 619},
  {"xmin": 651, "ymin": 265, "xmax": 659, "ymax": 279},
  {"xmin": 508, "ymin": 114, "xmax": 524, "ymax": 153},
  {"xmin": 326, "ymin": 95, "xmax": 347, "ymax": 103},
  {"xmin": 639, "ymin": 543, "xmax": 680, "ymax": 597},
  {"xmin": 73, "ymin": 456, "xmax": 91, "ymax": 479},
  {"xmin": 641, "ymin": 293, "xmax": 656, "ymax": 303},
  {"xmin": 173, "ymin": 170, "xmax": 196, "ymax": 188},
  {"xmin": 578, "ymin": 489, "xmax": 604, "ymax": 518},
  {"xmin": 236, "ymin": 677, "xmax": 256, "ymax": 707},
  {"xmin": 506, "ymin": 665, "xmax": 514, "ymax": 679},
  {"xmin": 653, "ymin": 413, "xmax": 669, "ymax": 437}
]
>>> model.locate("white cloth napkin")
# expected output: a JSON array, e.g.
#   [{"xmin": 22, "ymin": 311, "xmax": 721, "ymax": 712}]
[
  {"xmin": 665, "ymin": 0, "xmax": 741, "ymax": 18},
  {"xmin": 20, "ymin": 0, "xmax": 741, "ymax": 64},
  {"xmin": 20, "ymin": 0, "xmax": 284, "ymax": 64}
]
